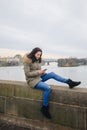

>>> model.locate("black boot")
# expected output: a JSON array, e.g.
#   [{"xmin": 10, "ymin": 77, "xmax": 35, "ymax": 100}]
[
  {"xmin": 67, "ymin": 79, "xmax": 81, "ymax": 89},
  {"xmin": 41, "ymin": 105, "xmax": 52, "ymax": 119}
]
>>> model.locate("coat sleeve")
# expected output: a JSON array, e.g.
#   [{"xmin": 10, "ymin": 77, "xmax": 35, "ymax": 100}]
[{"xmin": 24, "ymin": 63, "xmax": 40, "ymax": 77}]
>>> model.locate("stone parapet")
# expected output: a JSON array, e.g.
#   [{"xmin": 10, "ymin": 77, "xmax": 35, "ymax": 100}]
[{"xmin": 0, "ymin": 80, "xmax": 87, "ymax": 130}]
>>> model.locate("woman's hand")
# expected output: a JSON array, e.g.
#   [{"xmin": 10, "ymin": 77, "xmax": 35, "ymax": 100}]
[{"xmin": 39, "ymin": 70, "xmax": 46, "ymax": 75}]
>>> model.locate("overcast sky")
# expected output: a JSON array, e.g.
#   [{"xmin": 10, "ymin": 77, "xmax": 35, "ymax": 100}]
[{"xmin": 0, "ymin": 0, "xmax": 87, "ymax": 58}]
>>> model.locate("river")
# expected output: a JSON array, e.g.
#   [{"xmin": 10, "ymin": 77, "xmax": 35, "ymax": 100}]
[{"xmin": 0, "ymin": 63, "xmax": 87, "ymax": 88}]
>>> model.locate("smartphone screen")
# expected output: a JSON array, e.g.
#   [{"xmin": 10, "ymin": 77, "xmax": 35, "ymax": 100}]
[{"xmin": 43, "ymin": 69, "xmax": 47, "ymax": 71}]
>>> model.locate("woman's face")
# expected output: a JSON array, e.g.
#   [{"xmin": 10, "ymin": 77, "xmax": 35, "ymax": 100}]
[{"xmin": 35, "ymin": 51, "xmax": 42, "ymax": 60}]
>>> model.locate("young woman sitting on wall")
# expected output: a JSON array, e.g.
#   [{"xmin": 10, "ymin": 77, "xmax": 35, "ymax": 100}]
[{"xmin": 23, "ymin": 47, "xmax": 81, "ymax": 119}]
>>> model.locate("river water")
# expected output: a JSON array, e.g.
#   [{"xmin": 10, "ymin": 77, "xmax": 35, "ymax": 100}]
[{"xmin": 0, "ymin": 63, "xmax": 87, "ymax": 88}]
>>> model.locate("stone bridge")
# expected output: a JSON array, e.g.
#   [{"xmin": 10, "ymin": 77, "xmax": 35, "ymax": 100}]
[{"xmin": 0, "ymin": 80, "xmax": 87, "ymax": 130}]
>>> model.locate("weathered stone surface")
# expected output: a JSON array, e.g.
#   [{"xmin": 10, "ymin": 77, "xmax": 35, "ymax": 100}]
[
  {"xmin": 6, "ymin": 97, "xmax": 43, "ymax": 120},
  {"xmin": 0, "ymin": 115, "xmax": 79, "ymax": 130},
  {"xmin": 0, "ymin": 80, "xmax": 14, "ymax": 97},
  {"xmin": 14, "ymin": 85, "xmax": 43, "ymax": 100},
  {"xmin": 0, "ymin": 80, "xmax": 87, "ymax": 107},
  {"xmin": 5, "ymin": 97, "xmax": 87, "ymax": 130},
  {"xmin": 50, "ymin": 85, "xmax": 87, "ymax": 107},
  {"xmin": 51, "ymin": 103, "xmax": 86, "ymax": 130},
  {"xmin": 0, "ymin": 120, "xmax": 30, "ymax": 130},
  {"xmin": 0, "ymin": 80, "xmax": 87, "ymax": 130},
  {"xmin": 0, "ymin": 97, "xmax": 5, "ymax": 113}
]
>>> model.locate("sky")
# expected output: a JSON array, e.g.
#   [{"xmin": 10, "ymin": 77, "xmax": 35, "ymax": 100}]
[{"xmin": 0, "ymin": 0, "xmax": 87, "ymax": 58}]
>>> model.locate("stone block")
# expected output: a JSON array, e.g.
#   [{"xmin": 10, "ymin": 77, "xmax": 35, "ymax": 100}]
[
  {"xmin": 0, "ymin": 81, "xmax": 14, "ymax": 97},
  {"xmin": 50, "ymin": 86, "xmax": 87, "ymax": 107},
  {"xmin": 50, "ymin": 103, "xmax": 86, "ymax": 130},
  {"xmin": 6, "ymin": 97, "xmax": 43, "ymax": 120},
  {"xmin": 0, "ymin": 97, "xmax": 5, "ymax": 113},
  {"xmin": 14, "ymin": 85, "xmax": 43, "ymax": 100}
]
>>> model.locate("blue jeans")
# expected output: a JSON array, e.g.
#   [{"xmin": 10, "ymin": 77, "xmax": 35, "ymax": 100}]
[{"xmin": 35, "ymin": 72, "xmax": 68, "ymax": 106}]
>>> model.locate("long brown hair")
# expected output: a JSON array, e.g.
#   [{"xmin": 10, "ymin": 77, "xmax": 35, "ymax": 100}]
[{"xmin": 27, "ymin": 47, "xmax": 42, "ymax": 63}]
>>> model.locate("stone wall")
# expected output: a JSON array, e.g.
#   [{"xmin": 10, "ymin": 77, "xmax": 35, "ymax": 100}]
[{"xmin": 0, "ymin": 80, "xmax": 87, "ymax": 130}]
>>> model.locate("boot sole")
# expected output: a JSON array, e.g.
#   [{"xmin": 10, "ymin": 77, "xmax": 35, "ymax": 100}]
[{"xmin": 69, "ymin": 82, "xmax": 81, "ymax": 89}]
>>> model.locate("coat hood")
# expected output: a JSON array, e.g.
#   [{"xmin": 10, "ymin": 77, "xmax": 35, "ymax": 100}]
[{"xmin": 23, "ymin": 53, "xmax": 32, "ymax": 64}]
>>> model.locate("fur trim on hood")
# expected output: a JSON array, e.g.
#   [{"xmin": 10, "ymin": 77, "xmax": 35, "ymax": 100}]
[{"xmin": 23, "ymin": 53, "xmax": 32, "ymax": 63}]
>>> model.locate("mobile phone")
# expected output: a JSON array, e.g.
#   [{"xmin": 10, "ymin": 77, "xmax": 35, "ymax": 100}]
[{"xmin": 43, "ymin": 69, "xmax": 47, "ymax": 71}]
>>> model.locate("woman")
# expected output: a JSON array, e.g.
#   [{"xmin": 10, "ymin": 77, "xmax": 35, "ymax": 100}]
[{"xmin": 23, "ymin": 47, "xmax": 81, "ymax": 119}]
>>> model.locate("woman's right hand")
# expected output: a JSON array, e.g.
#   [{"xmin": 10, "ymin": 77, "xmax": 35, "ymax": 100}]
[{"xmin": 39, "ymin": 70, "xmax": 46, "ymax": 75}]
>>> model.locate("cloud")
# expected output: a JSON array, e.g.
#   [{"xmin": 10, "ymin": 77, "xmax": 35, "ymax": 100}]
[{"xmin": 0, "ymin": 0, "xmax": 87, "ymax": 58}]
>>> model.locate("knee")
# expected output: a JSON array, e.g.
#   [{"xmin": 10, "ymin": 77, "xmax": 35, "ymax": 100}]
[
  {"xmin": 50, "ymin": 72, "xmax": 54, "ymax": 74},
  {"xmin": 49, "ymin": 72, "xmax": 55, "ymax": 77},
  {"xmin": 47, "ymin": 86, "xmax": 52, "ymax": 93}
]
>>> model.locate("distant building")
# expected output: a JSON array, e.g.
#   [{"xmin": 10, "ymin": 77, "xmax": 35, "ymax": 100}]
[{"xmin": 0, "ymin": 54, "xmax": 23, "ymax": 67}]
